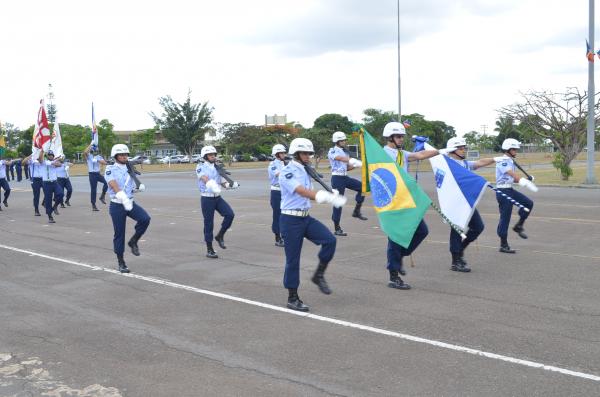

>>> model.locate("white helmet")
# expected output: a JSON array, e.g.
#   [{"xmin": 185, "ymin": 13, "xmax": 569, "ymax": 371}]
[
  {"xmin": 111, "ymin": 144, "xmax": 130, "ymax": 158},
  {"xmin": 332, "ymin": 131, "xmax": 347, "ymax": 143},
  {"xmin": 271, "ymin": 144, "xmax": 287, "ymax": 156},
  {"xmin": 288, "ymin": 138, "xmax": 314, "ymax": 155},
  {"xmin": 200, "ymin": 145, "xmax": 217, "ymax": 158},
  {"xmin": 502, "ymin": 138, "xmax": 521, "ymax": 151},
  {"xmin": 446, "ymin": 137, "xmax": 467, "ymax": 152},
  {"xmin": 382, "ymin": 122, "xmax": 406, "ymax": 137}
]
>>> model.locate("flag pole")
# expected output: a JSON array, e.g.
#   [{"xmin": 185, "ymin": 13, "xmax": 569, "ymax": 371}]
[
  {"xmin": 430, "ymin": 202, "xmax": 467, "ymax": 239},
  {"xmin": 397, "ymin": 0, "xmax": 402, "ymax": 119},
  {"xmin": 586, "ymin": 0, "xmax": 597, "ymax": 184}
]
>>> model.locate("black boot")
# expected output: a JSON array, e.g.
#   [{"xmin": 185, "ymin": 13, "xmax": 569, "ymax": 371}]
[
  {"xmin": 274, "ymin": 234, "xmax": 285, "ymax": 247},
  {"xmin": 311, "ymin": 262, "xmax": 332, "ymax": 295},
  {"xmin": 352, "ymin": 203, "xmax": 368, "ymax": 220},
  {"xmin": 60, "ymin": 203, "xmax": 66, "ymax": 208},
  {"xmin": 48, "ymin": 215, "xmax": 56, "ymax": 224},
  {"xmin": 499, "ymin": 238, "xmax": 516, "ymax": 254},
  {"xmin": 287, "ymin": 289, "xmax": 309, "ymax": 312},
  {"xmin": 92, "ymin": 204, "xmax": 99, "ymax": 211},
  {"xmin": 118, "ymin": 255, "xmax": 130, "ymax": 273},
  {"xmin": 388, "ymin": 270, "xmax": 411, "ymax": 290},
  {"xmin": 34, "ymin": 209, "xmax": 41, "ymax": 216},
  {"xmin": 512, "ymin": 220, "xmax": 528, "ymax": 239},
  {"xmin": 128, "ymin": 233, "xmax": 142, "ymax": 256},
  {"xmin": 215, "ymin": 231, "xmax": 227, "ymax": 249},
  {"xmin": 206, "ymin": 243, "xmax": 218, "ymax": 259},
  {"xmin": 53, "ymin": 203, "xmax": 60, "ymax": 215},
  {"xmin": 334, "ymin": 224, "xmax": 347, "ymax": 236},
  {"xmin": 99, "ymin": 193, "xmax": 106, "ymax": 204},
  {"xmin": 65, "ymin": 199, "xmax": 70, "ymax": 207},
  {"xmin": 451, "ymin": 252, "xmax": 471, "ymax": 272},
  {"xmin": 2, "ymin": 199, "xmax": 7, "ymax": 207}
]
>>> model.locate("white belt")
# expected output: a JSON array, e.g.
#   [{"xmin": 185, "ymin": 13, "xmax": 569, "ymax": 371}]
[
  {"xmin": 270, "ymin": 186, "xmax": 281, "ymax": 191},
  {"xmin": 496, "ymin": 184, "xmax": 513, "ymax": 188},
  {"xmin": 281, "ymin": 209, "xmax": 309, "ymax": 217},
  {"xmin": 331, "ymin": 172, "xmax": 347, "ymax": 176},
  {"xmin": 201, "ymin": 192, "xmax": 220, "ymax": 197},
  {"xmin": 111, "ymin": 198, "xmax": 134, "ymax": 204}
]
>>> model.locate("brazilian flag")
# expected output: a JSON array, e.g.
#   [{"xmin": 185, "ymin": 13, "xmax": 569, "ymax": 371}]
[
  {"xmin": 358, "ymin": 127, "xmax": 431, "ymax": 248},
  {"xmin": 0, "ymin": 134, "xmax": 5, "ymax": 156}
]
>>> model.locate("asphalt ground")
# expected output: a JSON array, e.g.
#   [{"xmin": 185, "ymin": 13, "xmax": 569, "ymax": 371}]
[{"xmin": 1, "ymin": 168, "xmax": 599, "ymax": 396}]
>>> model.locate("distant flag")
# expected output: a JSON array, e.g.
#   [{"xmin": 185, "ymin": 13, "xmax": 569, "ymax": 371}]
[
  {"xmin": 358, "ymin": 126, "xmax": 431, "ymax": 248},
  {"xmin": 91, "ymin": 102, "xmax": 98, "ymax": 149},
  {"xmin": 587, "ymin": 40, "xmax": 595, "ymax": 62},
  {"xmin": 402, "ymin": 119, "xmax": 411, "ymax": 129},
  {"xmin": 32, "ymin": 99, "xmax": 52, "ymax": 158},
  {"xmin": 49, "ymin": 119, "xmax": 64, "ymax": 158},
  {"xmin": 0, "ymin": 134, "xmax": 5, "ymax": 156},
  {"xmin": 425, "ymin": 143, "xmax": 488, "ymax": 230}
]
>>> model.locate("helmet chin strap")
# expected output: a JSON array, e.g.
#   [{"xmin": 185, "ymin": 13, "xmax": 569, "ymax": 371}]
[{"xmin": 454, "ymin": 151, "xmax": 465, "ymax": 159}]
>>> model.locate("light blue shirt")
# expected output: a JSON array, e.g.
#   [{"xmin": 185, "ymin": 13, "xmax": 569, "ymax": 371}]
[
  {"xmin": 56, "ymin": 163, "xmax": 71, "ymax": 178},
  {"xmin": 448, "ymin": 156, "xmax": 476, "ymax": 170},
  {"xmin": 328, "ymin": 146, "xmax": 348, "ymax": 174},
  {"xmin": 383, "ymin": 146, "xmax": 410, "ymax": 172},
  {"xmin": 268, "ymin": 159, "xmax": 285, "ymax": 188},
  {"xmin": 40, "ymin": 160, "xmax": 59, "ymax": 182},
  {"xmin": 196, "ymin": 162, "xmax": 221, "ymax": 193},
  {"xmin": 31, "ymin": 161, "xmax": 43, "ymax": 178},
  {"xmin": 279, "ymin": 161, "xmax": 312, "ymax": 210},
  {"xmin": 0, "ymin": 160, "xmax": 7, "ymax": 179},
  {"xmin": 496, "ymin": 155, "xmax": 515, "ymax": 185},
  {"xmin": 105, "ymin": 164, "xmax": 135, "ymax": 199},
  {"xmin": 86, "ymin": 153, "xmax": 104, "ymax": 173}
]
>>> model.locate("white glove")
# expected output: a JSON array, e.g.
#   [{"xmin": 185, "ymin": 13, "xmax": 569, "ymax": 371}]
[
  {"xmin": 138, "ymin": 184, "xmax": 146, "ymax": 192},
  {"xmin": 315, "ymin": 190, "xmax": 348, "ymax": 208},
  {"xmin": 332, "ymin": 189, "xmax": 340, "ymax": 196},
  {"xmin": 518, "ymin": 178, "xmax": 538, "ymax": 192},
  {"xmin": 438, "ymin": 148, "xmax": 450, "ymax": 155},
  {"xmin": 231, "ymin": 181, "xmax": 239, "ymax": 189},
  {"xmin": 206, "ymin": 179, "xmax": 221, "ymax": 194},
  {"xmin": 115, "ymin": 190, "xmax": 128, "ymax": 203},
  {"xmin": 348, "ymin": 158, "xmax": 362, "ymax": 168},
  {"xmin": 122, "ymin": 198, "xmax": 133, "ymax": 211},
  {"xmin": 223, "ymin": 181, "xmax": 230, "ymax": 189},
  {"xmin": 65, "ymin": 165, "xmax": 70, "ymax": 171}
]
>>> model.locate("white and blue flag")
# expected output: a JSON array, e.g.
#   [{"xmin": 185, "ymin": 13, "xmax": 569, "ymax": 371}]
[{"xmin": 425, "ymin": 143, "xmax": 488, "ymax": 231}]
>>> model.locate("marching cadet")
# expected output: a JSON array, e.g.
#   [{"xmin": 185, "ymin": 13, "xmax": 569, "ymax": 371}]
[
  {"xmin": 327, "ymin": 131, "xmax": 366, "ymax": 236},
  {"xmin": 495, "ymin": 138, "xmax": 536, "ymax": 253},
  {"xmin": 0, "ymin": 157, "xmax": 12, "ymax": 211},
  {"xmin": 105, "ymin": 144, "xmax": 151, "ymax": 273},
  {"xmin": 39, "ymin": 150, "xmax": 63, "ymax": 224},
  {"xmin": 196, "ymin": 146, "xmax": 237, "ymax": 259},
  {"xmin": 279, "ymin": 138, "xmax": 347, "ymax": 312},
  {"xmin": 381, "ymin": 122, "xmax": 443, "ymax": 289},
  {"xmin": 268, "ymin": 144, "xmax": 288, "ymax": 247},
  {"xmin": 56, "ymin": 157, "xmax": 73, "ymax": 208},
  {"xmin": 83, "ymin": 143, "xmax": 108, "ymax": 211},
  {"xmin": 443, "ymin": 137, "xmax": 495, "ymax": 272},
  {"xmin": 23, "ymin": 154, "xmax": 44, "ymax": 216}
]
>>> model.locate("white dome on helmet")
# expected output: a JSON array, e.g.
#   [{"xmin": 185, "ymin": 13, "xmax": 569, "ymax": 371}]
[
  {"xmin": 288, "ymin": 138, "xmax": 314, "ymax": 155},
  {"xmin": 332, "ymin": 131, "xmax": 347, "ymax": 143},
  {"xmin": 502, "ymin": 138, "xmax": 521, "ymax": 151},
  {"xmin": 271, "ymin": 144, "xmax": 287, "ymax": 156},
  {"xmin": 111, "ymin": 144, "xmax": 130, "ymax": 158},
  {"xmin": 200, "ymin": 145, "xmax": 217, "ymax": 158},
  {"xmin": 446, "ymin": 137, "xmax": 467, "ymax": 152},
  {"xmin": 382, "ymin": 122, "xmax": 406, "ymax": 137}
]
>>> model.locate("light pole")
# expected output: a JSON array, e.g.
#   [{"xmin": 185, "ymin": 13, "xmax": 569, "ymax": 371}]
[{"xmin": 586, "ymin": 0, "xmax": 598, "ymax": 184}]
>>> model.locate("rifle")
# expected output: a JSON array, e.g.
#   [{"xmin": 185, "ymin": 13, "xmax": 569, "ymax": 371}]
[
  {"xmin": 513, "ymin": 159, "xmax": 534, "ymax": 181},
  {"xmin": 304, "ymin": 163, "xmax": 333, "ymax": 193},
  {"xmin": 125, "ymin": 161, "xmax": 143, "ymax": 190},
  {"xmin": 215, "ymin": 162, "xmax": 237, "ymax": 186}
]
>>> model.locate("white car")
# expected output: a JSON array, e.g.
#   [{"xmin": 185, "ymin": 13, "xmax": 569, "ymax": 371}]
[{"xmin": 180, "ymin": 155, "xmax": 190, "ymax": 163}]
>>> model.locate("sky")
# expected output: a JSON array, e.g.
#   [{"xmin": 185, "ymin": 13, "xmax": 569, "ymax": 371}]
[{"xmin": 0, "ymin": 0, "xmax": 596, "ymax": 136}]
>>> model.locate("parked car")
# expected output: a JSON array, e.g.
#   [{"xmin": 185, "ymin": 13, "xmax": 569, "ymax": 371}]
[
  {"xmin": 191, "ymin": 154, "xmax": 203, "ymax": 163},
  {"xmin": 180, "ymin": 155, "xmax": 190, "ymax": 163},
  {"xmin": 167, "ymin": 155, "xmax": 185, "ymax": 164},
  {"xmin": 257, "ymin": 154, "xmax": 270, "ymax": 161},
  {"xmin": 130, "ymin": 155, "xmax": 151, "ymax": 165}
]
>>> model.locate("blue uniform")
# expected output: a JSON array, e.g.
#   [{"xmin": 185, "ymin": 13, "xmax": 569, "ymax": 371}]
[
  {"xmin": 56, "ymin": 163, "xmax": 73, "ymax": 204},
  {"xmin": 495, "ymin": 156, "xmax": 533, "ymax": 240},
  {"xmin": 0, "ymin": 160, "xmax": 11, "ymax": 204},
  {"xmin": 447, "ymin": 157, "xmax": 484, "ymax": 254},
  {"xmin": 268, "ymin": 159, "xmax": 285, "ymax": 235},
  {"xmin": 41, "ymin": 159, "xmax": 63, "ymax": 216},
  {"xmin": 196, "ymin": 162, "xmax": 235, "ymax": 244},
  {"xmin": 86, "ymin": 153, "xmax": 108, "ymax": 205},
  {"xmin": 279, "ymin": 161, "xmax": 336, "ymax": 289},
  {"xmin": 105, "ymin": 164, "xmax": 151, "ymax": 256},
  {"xmin": 327, "ymin": 146, "xmax": 364, "ymax": 225},
  {"xmin": 383, "ymin": 145, "xmax": 428, "ymax": 272}
]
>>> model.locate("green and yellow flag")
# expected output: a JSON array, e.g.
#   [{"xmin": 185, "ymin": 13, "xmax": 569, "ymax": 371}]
[
  {"xmin": 358, "ymin": 126, "xmax": 431, "ymax": 248},
  {"xmin": 0, "ymin": 134, "xmax": 5, "ymax": 156}
]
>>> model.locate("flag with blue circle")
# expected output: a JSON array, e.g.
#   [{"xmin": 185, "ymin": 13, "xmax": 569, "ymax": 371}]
[
  {"xmin": 425, "ymin": 143, "xmax": 488, "ymax": 230},
  {"xmin": 358, "ymin": 127, "xmax": 431, "ymax": 248}
]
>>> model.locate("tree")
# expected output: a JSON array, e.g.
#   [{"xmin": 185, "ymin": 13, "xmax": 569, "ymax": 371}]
[
  {"xmin": 131, "ymin": 128, "xmax": 157, "ymax": 154},
  {"xmin": 493, "ymin": 116, "xmax": 521, "ymax": 151},
  {"xmin": 220, "ymin": 123, "xmax": 298, "ymax": 158},
  {"xmin": 499, "ymin": 88, "xmax": 600, "ymax": 180},
  {"xmin": 463, "ymin": 131, "xmax": 496, "ymax": 152},
  {"xmin": 361, "ymin": 108, "xmax": 398, "ymax": 143},
  {"xmin": 313, "ymin": 113, "xmax": 353, "ymax": 133},
  {"xmin": 150, "ymin": 92, "xmax": 213, "ymax": 156},
  {"xmin": 299, "ymin": 127, "xmax": 331, "ymax": 168}
]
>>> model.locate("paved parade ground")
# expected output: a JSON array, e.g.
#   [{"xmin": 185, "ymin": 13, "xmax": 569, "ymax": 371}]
[{"xmin": 1, "ymin": 168, "xmax": 600, "ymax": 396}]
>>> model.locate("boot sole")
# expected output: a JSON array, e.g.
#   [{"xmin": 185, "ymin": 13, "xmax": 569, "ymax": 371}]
[
  {"xmin": 388, "ymin": 282, "xmax": 411, "ymax": 290},
  {"xmin": 286, "ymin": 303, "xmax": 309, "ymax": 312}
]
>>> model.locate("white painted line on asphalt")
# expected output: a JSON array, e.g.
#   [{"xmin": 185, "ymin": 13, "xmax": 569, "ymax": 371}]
[{"xmin": 1, "ymin": 243, "xmax": 599, "ymax": 383}]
